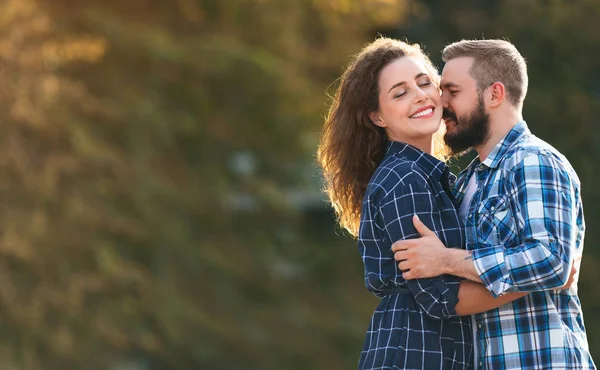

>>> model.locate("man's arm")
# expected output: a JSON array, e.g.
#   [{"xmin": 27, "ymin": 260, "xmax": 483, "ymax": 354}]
[
  {"xmin": 467, "ymin": 154, "xmax": 577, "ymax": 296},
  {"xmin": 391, "ymin": 222, "xmax": 529, "ymax": 314},
  {"xmin": 392, "ymin": 216, "xmax": 482, "ymax": 282},
  {"xmin": 393, "ymin": 154, "xmax": 581, "ymax": 297},
  {"xmin": 393, "ymin": 215, "xmax": 580, "ymax": 293},
  {"xmin": 375, "ymin": 176, "xmax": 465, "ymax": 320},
  {"xmin": 454, "ymin": 254, "xmax": 580, "ymax": 315}
]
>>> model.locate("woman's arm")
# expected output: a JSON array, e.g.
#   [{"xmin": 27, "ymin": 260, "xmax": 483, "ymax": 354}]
[
  {"xmin": 454, "ymin": 252, "xmax": 580, "ymax": 316},
  {"xmin": 375, "ymin": 171, "xmax": 464, "ymax": 320},
  {"xmin": 455, "ymin": 280, "xmax": 526, "ymax": 316}
]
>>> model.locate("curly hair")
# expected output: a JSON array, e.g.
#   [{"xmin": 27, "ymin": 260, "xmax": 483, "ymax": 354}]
[{"xmin": 317, "ymin": 37, "xmax": 447, "ymax": 237}]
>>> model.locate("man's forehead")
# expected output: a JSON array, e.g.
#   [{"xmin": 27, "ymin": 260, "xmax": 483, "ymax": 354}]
[
  {"xmin": 442, "ymin": 57, "xmax": 473, "ymax": 76},
  {"xmin": 441, "ymin": 57, "xmax": 475, "ymax": 86}
]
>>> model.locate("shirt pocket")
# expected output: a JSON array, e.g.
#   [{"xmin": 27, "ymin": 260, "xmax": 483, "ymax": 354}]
[{"xmin": 476, "ymin": 195, "xmax": 519, "ymax": 247}]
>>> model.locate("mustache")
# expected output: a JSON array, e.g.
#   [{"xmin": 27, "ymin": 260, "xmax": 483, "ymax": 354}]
[{"xmin": 443, "ymin": 108, "xmax": 457, "ymax": 121}]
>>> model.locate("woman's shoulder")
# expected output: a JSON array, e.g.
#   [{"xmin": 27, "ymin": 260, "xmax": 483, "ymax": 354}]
[{"xmin": 368, "ymin": 155, "xmax": 430, "ymax": 196}]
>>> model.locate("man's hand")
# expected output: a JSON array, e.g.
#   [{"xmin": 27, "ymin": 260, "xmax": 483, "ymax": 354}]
[
  {"xmin": 391, "ymin": 215, "xmax": 450, "ymax": 279},
  {"xmin": 558, "ymin": 254, "xmax": 582, "ymax": 291}
]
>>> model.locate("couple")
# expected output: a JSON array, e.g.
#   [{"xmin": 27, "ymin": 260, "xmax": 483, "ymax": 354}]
[{"xmin": 318, "ymin": 38, "xmax": 596, "ymax": 369}]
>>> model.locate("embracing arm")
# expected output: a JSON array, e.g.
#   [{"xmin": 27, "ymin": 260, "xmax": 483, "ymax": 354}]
[
  {"xmin": 468, "ymin": 154, "xmax": 579, "ymax": 296},
  {"xmin": 455, "ymin": 251, "xmax": 580, "ymax": 315},
  {"xmin": 392, "ymin": 172, "xmax": 581, "ymax": 304},
  {"xmin": 437, "ymin": 248, "xmax": 481, "ymax": 283},
  {"xmin": 376, "ymin": 173, "xmax": 464, "ymax": 320},
  {"xmin": 455, "ymin": 280, "xmax": 526, "ymax": 315},
  {"xmin": 393, "ymin": 216, "xmax": 527, "ymax": 314},
  {"xmin": 393, "ymin": 216, "xmax": 483, "ymax": 283}
]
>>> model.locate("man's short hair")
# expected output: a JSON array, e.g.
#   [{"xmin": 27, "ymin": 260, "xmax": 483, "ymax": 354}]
[{"xmin": 442, "ymin": 39, "xmax": 528, "ymax": 106}]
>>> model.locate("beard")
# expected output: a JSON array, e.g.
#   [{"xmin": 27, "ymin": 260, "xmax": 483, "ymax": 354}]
[{"xmin": 443, "ymin": 96, "xmax": 491, "ymax": 157}]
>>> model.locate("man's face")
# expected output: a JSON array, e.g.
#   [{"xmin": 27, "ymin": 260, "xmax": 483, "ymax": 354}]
[{"xmin": 440, "ymin": 57, "xmax": 490, "ymax": 156}]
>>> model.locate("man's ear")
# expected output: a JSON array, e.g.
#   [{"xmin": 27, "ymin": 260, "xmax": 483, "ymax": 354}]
[
  {"xmin": 488, "ymin": 82, "xmax": 505, "ymax": 108},
  {"xmin": 369, "ymin": 112, "xmax": 386, "ymax": 128}
]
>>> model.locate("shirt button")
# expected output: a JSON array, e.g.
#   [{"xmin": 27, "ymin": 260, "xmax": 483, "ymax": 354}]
[
  {"xmin": 490, "ymin": 206, "xmax": 495, "ymax": 211},
  {"xmin": 479, "ymin": 362, "xmax": 483, "ymax": 367},
  {"xmin": 468, "ymin": 214, "xmax": 473, "ymax": 219},
  {"xmin": 478, "ymin": 323, "xmax": 482, "ymax": 329}
]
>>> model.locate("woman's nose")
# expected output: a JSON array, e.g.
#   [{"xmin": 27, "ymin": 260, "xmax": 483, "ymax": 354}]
[{"xmin": 413, "ymin": 89, "xmax": 428, "ymax": 103}]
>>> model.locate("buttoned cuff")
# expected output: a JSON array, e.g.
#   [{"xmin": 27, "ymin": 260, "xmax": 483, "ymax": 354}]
[{"xmin": 471, "ymin": 245, "xmax": 514, "ymax": 298}]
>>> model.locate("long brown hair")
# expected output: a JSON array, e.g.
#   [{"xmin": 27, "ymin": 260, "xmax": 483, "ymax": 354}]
[{"xmin": 317, "ymin": 37, "xmax": 445, "ymax": 237}]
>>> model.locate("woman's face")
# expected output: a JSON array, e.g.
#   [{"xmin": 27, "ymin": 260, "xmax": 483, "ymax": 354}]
[{"xmin": 370, "ymin": 56, "xmax": 443, "ymax": 148}]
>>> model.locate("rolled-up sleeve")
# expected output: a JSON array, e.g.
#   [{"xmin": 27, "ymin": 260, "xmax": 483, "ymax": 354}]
[
  {"xmin": 472, "ymin": 154, "xmax": 576, "ymax": 296},
  {"xmin": 378, "ymin": 176, "xmax": 461, "ymax": 320}
]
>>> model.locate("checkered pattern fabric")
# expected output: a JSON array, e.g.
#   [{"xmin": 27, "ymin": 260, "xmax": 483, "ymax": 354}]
[
  {"xmin": 453, "ymin": 121, "xmax": 596, "ymax": 369},
  {"xmin": 358, "ymin": 141, "xmax": 473, "ymax": 370}
]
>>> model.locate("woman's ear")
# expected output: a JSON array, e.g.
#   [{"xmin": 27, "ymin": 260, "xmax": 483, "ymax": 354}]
[{"xmin": 369, "ymin": 112, "xmax": 386, "ymax": 128}]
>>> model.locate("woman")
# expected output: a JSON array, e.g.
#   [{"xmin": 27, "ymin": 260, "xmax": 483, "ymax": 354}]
[{"xmin": 317, "ymin": 38, "xmax": 525, "ymax": 369}]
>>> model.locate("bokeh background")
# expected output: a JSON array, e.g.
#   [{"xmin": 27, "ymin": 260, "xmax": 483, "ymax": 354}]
[{"xmin": 0, "ymin": 0, "xmax": 598, "ymax": 369}]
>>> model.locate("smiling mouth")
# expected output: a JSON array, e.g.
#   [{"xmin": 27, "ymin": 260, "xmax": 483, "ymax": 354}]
[{"xmin": 409, "ymin": 107, "xmax": 434, "ymax": 118}]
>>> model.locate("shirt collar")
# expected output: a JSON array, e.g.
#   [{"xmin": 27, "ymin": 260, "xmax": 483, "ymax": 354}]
[
  {"xmin": 460, "ymin": 121, "xmax": 530, "ymax": 175},
  {"xmin": 481, "ymin": 121, "xmax": 530, "ymax": 169},
  {"xmin": 385, "ymin": 140, "xmax": 453, "ymax": 186}
]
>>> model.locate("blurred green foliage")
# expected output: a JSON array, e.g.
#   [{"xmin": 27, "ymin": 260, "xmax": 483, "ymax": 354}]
[{"xmin": 0, "ymin": 0, "xmax": 596, "ymax": 368}]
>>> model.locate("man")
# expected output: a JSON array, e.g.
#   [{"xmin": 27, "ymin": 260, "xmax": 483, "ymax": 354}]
[{"xmin": 392, "ymin": 39, "xmax": 596, "ymax": 369}]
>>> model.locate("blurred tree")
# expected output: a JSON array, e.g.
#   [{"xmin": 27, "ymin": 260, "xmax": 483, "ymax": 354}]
[
  {"xmin": 0, "ymin": 0, "xmax": 409, "ymax": 369},
  {"xmin": 0, "ymin": 0, "xmax": 597, "ymax": 368}
]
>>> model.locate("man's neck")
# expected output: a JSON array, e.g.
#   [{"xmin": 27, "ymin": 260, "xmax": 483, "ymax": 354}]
[{"xmin": 474, "ymin": 110, "xmax": 522, "ymax": 162}]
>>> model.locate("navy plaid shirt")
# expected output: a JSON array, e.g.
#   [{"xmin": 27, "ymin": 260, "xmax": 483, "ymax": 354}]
[
  {"xmin": 454, "ymin": 122, "xmax": 596, "ymax": 369},
  {"xmin": 358, "ymin": 141, "xmax": 473, "ymax": 370}
]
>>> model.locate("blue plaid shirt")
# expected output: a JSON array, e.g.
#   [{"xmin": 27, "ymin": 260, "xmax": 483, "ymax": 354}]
[
  {"xmin": 358, "ymin": 141, "xmax": 473, "ymax": 370},
  {"xmin": 453, "ymin": 122, "xmax": 596, "ymax": 369}
]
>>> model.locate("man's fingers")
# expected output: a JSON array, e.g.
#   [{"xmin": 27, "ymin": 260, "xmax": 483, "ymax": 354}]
[
  {"xmin": 412, "ymin": 214, "xmax": 436, "ymax": 237},
  {"xmin": 569, "ymin": 263, "xmax": 578, "ymax": 284},
  {"xmin": 564, "ymin": 271, "xmax": 576, "ymax": 290},
  {"xmin": 561, "ymin": 259, "xmax": 581, "ymax": 290},
  {"xmin": 394, "ymin": 251, "xmax": 401, "ymax": 261},
  {"xmin": 394, "ymin": 251, "xmax": 410, "ymax": 261},
  {"xmin": 398, "ymin": 260, "xmax": 410, "ymax": 271},
  {"xmin": 391, "ymin": 240, "xmax": 413, "ymax": 252}
]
